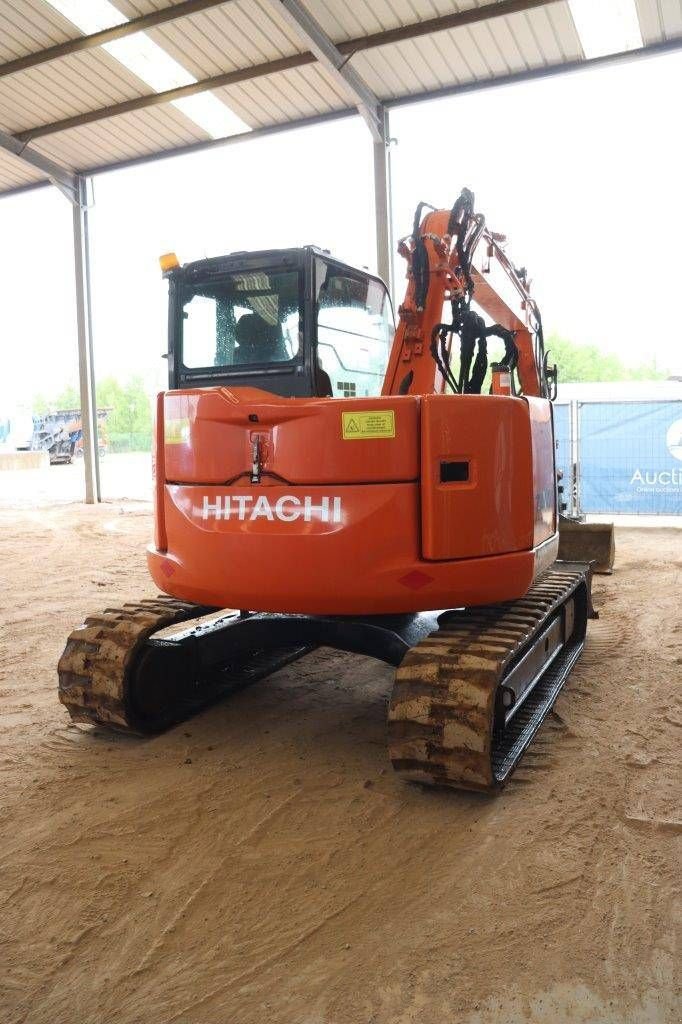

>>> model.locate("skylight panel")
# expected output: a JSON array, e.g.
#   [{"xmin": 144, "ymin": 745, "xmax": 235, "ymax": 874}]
[
  {"xmin": 44, "ymin": 0, "xmax": 250, "ymax": 139},
  {"xmin": 568, "ymin": 0, "xmax": 643, "ymax": 59}
]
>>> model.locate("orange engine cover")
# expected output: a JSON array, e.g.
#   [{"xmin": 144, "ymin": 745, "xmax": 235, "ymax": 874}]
[
  {"xmin": 149, "ymin": 387, "xmax": 558, "ymax": 615},
  {"xmin": 162, "ymin": 387, "xmax": 419, "ymax": 485},
  {"xmin": 421, "ymin": 393, "xmax": 534, "ymax": 559}
]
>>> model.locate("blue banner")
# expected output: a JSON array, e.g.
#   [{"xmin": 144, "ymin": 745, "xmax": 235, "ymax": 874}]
[{"xmin": 578, "ymin": 401, "xmax": 682, "ymax": 514}]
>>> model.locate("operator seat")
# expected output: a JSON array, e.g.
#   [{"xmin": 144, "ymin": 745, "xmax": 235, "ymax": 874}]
[{"xmin": 234, "ymin": 313, "xmax": 285, "ymax": 364}]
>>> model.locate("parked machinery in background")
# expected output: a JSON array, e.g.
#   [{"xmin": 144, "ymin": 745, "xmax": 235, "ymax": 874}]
[{"xmin": 31, "ymin": 408, "xmax": 109, "ymax": 465}]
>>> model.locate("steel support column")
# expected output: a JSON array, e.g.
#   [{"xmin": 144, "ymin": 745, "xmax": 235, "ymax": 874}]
[
  {"xmin": 373, "ymin": 109, "xmax": 393, "ymax": 293},
  {"xmin": 72, "ymin": 176, "xmax": 100, "ymax": 503},
  {"xmin": 0, "ymin": 131, "xmax": 99, "ymax": 503}
]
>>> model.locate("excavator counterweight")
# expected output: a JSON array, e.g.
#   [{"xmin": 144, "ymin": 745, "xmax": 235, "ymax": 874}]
[{"xmin": 59, "ymin": 190, "xmax": 598, "ymax": 792}]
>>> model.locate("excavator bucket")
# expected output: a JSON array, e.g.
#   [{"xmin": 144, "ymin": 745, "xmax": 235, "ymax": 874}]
[{"xmin": 558, "ymin": 516, "xmax": 615, "ymax": 574}]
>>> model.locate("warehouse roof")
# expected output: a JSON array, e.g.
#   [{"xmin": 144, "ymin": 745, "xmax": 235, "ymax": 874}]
[{"xmin": 1, "ymin": 0, "xmax": 680, "ymax": 197}]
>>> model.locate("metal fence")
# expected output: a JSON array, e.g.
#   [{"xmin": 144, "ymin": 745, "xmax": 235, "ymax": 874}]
[
  {"xmin": 107, "ymin": 431, "xmax": 153, "ymax": 454},
  {"xmin": 555, "ymin": 399, "xmax": 682, "ymax": 516}
]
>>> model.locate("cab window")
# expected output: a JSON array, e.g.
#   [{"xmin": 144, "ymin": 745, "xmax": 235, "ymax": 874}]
[
  {"xmin": 181, "ymin": 269, "xmax": 301, "ymax": 370},
  {"xmin": 316, "ymin": 261, "xmax": 394, "ymax": 398}
]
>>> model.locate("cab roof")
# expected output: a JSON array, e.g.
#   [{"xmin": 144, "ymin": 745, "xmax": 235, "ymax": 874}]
[{"xmin": 170, "ymin": 245, "xmax": 382, "ymax": 286}]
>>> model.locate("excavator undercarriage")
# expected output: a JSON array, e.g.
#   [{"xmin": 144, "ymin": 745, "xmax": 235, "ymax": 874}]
[{"xmin": 58, "ymin": 562, "xmax": 595, "ymax": 792}]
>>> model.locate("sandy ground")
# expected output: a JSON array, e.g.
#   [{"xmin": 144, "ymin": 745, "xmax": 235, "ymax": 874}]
[{"xmin": 0, "ymin": 503, "xmax": 680, "ymax": 1024}]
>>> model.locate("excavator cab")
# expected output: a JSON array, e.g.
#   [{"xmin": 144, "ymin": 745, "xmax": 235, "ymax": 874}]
[{"xmin": 165, "ymin": 246, "xmax": 395, "ymax": 400}]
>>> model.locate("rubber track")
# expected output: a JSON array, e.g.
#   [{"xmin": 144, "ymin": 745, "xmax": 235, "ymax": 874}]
[
  {"xmin": 58, "ymin": 596, "xmax": 202, "ymax": 731},
  {"xmin": 387, "ymin": 567, "xmax": 587, "ymax": 791}
]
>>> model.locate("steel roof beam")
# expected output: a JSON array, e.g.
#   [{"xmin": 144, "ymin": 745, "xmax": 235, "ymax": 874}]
[
  {"xmin": 271, "ymin": 0, "xmax": 385, "ymax": 141},
  {"xmin": 0, "ymin": 0, "xmax": 232, "ymax": 79},
  {"xmin": 4, "ymin": 35, "xmax": 681, "ymax": 195},
  {"xmin": 0, "ymin": 33, "xmax": 679, "ymax": 207},
  {"xmin": 14, "ymin": 0, "xmax": 558, "ymax": 143},
  {"xmin": 0, "ymin": 126, "xmax": 77, "ymax": 202},
  {"xmin": 268, "ymin": 2, "xmax": 391, "ymax": 289},
  {"xmin": 340, "ymin": 0, "xmax": 560, "ymax": 51}
]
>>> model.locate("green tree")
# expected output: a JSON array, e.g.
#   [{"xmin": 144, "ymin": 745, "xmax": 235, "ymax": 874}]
[
  {"xmin": 56, "ymin": 384, "xmax": 81, "ymax": 408},
  {"xmin": 545, "ymin": 334, "xmax": 666, "ymax": 383},
  {"xmin": 32, "ymin": 384, "xmax": 81, "ymax": 412},
  {"xmin": 97, "ymin": 376, "xmax": 152, "ymax": 452}
]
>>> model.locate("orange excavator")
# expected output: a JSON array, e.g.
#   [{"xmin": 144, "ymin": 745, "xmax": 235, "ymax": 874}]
[{"xmin": 58, "ymin": 189, "xmax": 597, "ymax": 792}]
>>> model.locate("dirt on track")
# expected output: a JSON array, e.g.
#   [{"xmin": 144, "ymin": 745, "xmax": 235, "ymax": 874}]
[{"xmin": 0, "ymin": 503, "xmax": 680, "ymax": 1024}]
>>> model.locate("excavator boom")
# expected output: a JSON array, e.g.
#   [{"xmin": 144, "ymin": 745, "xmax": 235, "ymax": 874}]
[{"xmin": 384, "ymin": 192, "xmax": 547, "ymax": 400}]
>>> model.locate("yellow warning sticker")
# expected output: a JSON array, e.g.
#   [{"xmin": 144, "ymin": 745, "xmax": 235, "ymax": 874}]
[
  {"xmin": 342, "ymin": 410, "xmax": 395, "ymax": 440},
  {"xmin": 164, "ymin": 417, "xmax": 189, "ymax": 445}
]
